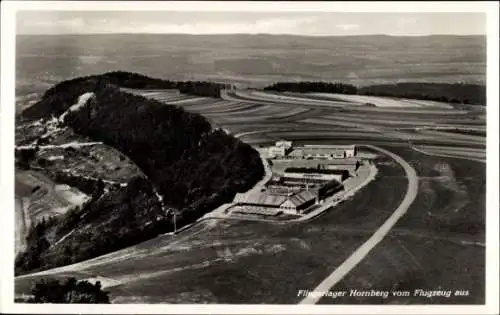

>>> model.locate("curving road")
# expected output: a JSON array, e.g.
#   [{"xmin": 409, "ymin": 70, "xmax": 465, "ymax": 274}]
[{"xmin": 299, "ymin": 144, "xmax": 418, "ymax": 304}]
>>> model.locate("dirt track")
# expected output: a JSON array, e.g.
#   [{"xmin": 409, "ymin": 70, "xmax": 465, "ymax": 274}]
[{"xmin": 299, "ymin": 145, "xmax": 419, "ymax": 304}]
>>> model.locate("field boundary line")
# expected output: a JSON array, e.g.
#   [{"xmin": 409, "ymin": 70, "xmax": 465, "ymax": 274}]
[
  {"xmin": 411, "ymin": 145, "xmax": 485, "ymax": 163},
  {"xmin": 299, "ymin": 144, "xmax": 418, "ymax": 304}
]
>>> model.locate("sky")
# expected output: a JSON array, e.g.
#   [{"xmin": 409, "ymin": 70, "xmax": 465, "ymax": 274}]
[{"xmin": 16, "ymin": 11, "xmax": 486, "ymax": 36}]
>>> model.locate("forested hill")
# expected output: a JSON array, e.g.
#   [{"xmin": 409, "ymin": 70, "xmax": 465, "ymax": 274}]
[
  {"xmin": 15, "ymin": 72, "xmax": 264, "ymax": 275},
  {"xmin": 263, "ymin": 81, "xmax": 486, "ymax": 105},
  {"xmin": 357, "ymin": 83, "xmax": 486, "ymax": 105},
  {"xmin": 21, "ymin": 71, "xmax": 227, "ymax": 120}
]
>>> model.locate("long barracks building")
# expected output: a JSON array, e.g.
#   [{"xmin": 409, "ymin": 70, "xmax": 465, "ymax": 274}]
[{"xmin": 268, "ymin": 140, "xmax": 358, "ymax": 160}]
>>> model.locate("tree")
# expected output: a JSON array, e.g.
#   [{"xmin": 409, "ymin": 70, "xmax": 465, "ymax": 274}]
[
  {"xmin": 29, "ymin": 277, "xmax": 110, "ymax": 303},
  {"xmin": 17, "ymin": 148, "xmax": 37, "ymax": 169},
  {"xmin": 92, "ymin": 178, "xmax": 105, "ymax": 198}
]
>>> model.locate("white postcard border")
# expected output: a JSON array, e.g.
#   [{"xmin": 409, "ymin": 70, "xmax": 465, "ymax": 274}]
[{"xmin": 1, "ymin": 1, "xmax": 498, "ymax": 314}]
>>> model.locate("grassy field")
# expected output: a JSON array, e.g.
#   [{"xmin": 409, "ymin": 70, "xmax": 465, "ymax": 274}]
[
  {"xmin": 413, "ymin": 145, "xmax": 486, "ymax": 162},
  {"xmin": 36, "ymin": 144, "xmax": 143, "ymax": 184},
  {"xmin": 318, "ymin": 148, "xmax": 485, "ymax": 304},
  {"xmin": 15, "ymin": 170, "xmax": 88, "ymax": 220},
  {"xmin": 14, "ymin": 170, "xmax": 90, "ymax": 254},
  {"xmin": 385, "ymin": 146, "xmax": 485, "ymax": 241}
]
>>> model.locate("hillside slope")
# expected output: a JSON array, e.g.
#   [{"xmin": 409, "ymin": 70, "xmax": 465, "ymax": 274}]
[{"xmin": 15, "ymin": 72, "xmax": 264, "ymax": 275}]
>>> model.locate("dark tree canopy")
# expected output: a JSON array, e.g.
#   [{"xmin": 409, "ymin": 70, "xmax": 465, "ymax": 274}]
[
  {"xmin": 358, "ymin": 82, "xmax": 485, "ymax": 105},
  {"xmin": 21, "ymin": 71, "xmax": 227, "ymax": 121},
  {"xmin": 15, "ymin": 147, "xmax": 37, "ymax": 169},
  {"xmin": 28, "ymin": 277, "xmax": 110, "ymax": 303},
  {"xmin": 262, "ymin": 81, "xmax": 485, "ymax": 106},
  {"xmin": 263, "ymin": 81, "xmax": 357, "ymax": 94}
]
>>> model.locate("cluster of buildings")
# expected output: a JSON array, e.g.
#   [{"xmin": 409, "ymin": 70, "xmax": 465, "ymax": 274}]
[{"xmin": 232, "ymin": 141, "xmax": 360, "ymax": 216}]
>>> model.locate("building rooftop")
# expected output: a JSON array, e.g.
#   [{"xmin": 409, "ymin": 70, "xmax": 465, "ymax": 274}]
[
  {"xmin": 301, "ymin": 147, "xmax": 349, "ymax": 154},
  {"xmin": 287, "ymin": 190, "xmax": 317, "ymax": 207},
  {"xmin": 303, "ymin": 144, "xmax": 355, "ymax": 149},
  {"xmin": 287, "ymin": 149, "xmax": 359, "ymax": 163},
  {"xmin": 235, "ymin": 187, "xmax": 320, "ymax": 208},
  {"xmin": 284, "ymin": 167, "xmax": 350, "ymax": 175},
  {"xmin": 234, "ymin": 191, "xmax": 288, "ymax": 207}
]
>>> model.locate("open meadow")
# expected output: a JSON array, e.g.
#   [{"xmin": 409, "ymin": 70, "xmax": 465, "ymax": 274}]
[
  {"xmin": 319, "ymin": 148, "xmax": 485, "ymax": 304},
  {"xmin": 15, "ymin": 170, "xmax": 90, "ymax": 254}
]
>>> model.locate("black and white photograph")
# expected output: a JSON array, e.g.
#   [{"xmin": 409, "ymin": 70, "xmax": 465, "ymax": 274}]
[{"xmin": 1, "ymin": 1, "xmax": 499, "ymax": 314}]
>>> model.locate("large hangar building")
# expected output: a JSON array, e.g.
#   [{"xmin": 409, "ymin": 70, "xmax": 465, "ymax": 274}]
[
  {"xmin": 233, "ymin": 188, "xmax": 321, "ymax": 215},
  {"xmin": 283, "ymin": 168, "xmax": 350, "ymax": 183},
  {"xmin": 279, "ymin": 190, "xmax": 317, "ymax": 213},
  {"xmin": 234, "ymin": 191, "xmax": 288, "ymax": 209},
  {"xmin": 267, "ymin": 140, "xmax": 358, "ymax": 160}
]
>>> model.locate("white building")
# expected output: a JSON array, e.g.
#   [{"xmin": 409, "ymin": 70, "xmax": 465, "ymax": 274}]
[
  {"xmin": 275, "ymin": 140, "xmax": 293, "ymax": 149},
  {"xmin": 269, "ymin": 140, "xmax": 293, "ymax": 158},
  {"xmin": 302, "ymin": 144, "xmax": 357, "ymax": 158},
  {"xmin": 282, "ymin": 171, "xmax": 345, "ymax": 183},
  {"xmin": 269, "ymin": 146, "xmax": 286, "ymax": 158}
]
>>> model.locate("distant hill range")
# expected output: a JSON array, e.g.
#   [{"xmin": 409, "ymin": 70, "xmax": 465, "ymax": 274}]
[{"xmin": 16, "ymin": 34, "xmax": 486, "ymax": 90}]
